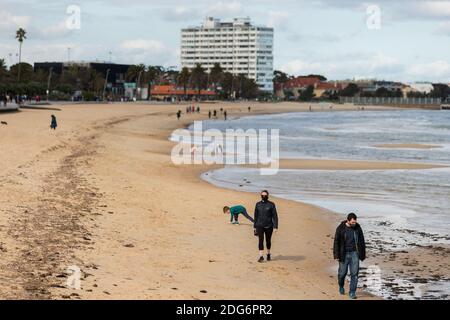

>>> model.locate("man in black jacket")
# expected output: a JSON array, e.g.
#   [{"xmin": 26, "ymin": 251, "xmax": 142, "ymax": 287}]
[
  {"xmin": 254, "ymin": 190, "xmax": 278, "ymax": 263},
  {"xmin": 333, "ymin": 213, "xmax": 366, "ymax": 299}
]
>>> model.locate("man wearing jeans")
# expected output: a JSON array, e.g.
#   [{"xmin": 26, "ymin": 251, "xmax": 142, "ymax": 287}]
[{"xmin": 333, "ymin": 213, "xmax": 366, "ymax": 299}]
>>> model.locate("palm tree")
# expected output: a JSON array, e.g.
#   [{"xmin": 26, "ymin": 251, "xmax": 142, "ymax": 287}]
[
  {"xmin": 190, "ymin": 64, "xmax": 207, "ymax": 97},
  {"xmin": 0, "ymin": 59, "xmax": 7, "ymax": 80},
  {"xmin": 126, "ymin": 64, "xmax": 146, "ymax": 99},
  {"xmin": 177, "ymin": 67, "xmax": 191, "ymax": 100},
  {"xmin": 209, "ymin": 63, "xmax": 223, "ymax": 94},
  {"xmin": 89, "ymin": 70, "xmax": 105, "ymax": 95},
  {"xmin": 146, "ymin": 66, "xmax": 163, "ymax": 100},
  {"xmin": 15, "ymin": 28, "xmax": 27, "ymax": 81},
  {"xmin": 126, "ymin": 64, "xmax": 146, "ymax": 83}
]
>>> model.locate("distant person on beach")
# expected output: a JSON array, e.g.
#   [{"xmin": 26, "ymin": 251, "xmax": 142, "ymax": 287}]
[
  {"xmin": 213, "ymin": 110, "xmax": 217, "ymax": 118},
  {"xmin": 223, "ymin": 205, "xmax": 254, "ymax": 225},
  {"xmin": 208, "ymin": 110, "xmax": 212, "ymax": 119},
  {"xmin": 224, "ymin": 110, "xmax": 227, "ymax": 120},
  {"xmin": 248, "ymin": 106, "xmax": 251, "ymax": 112},
  {"xmin": 50, "ymin": 115, "xmax": 57, "ymax": 130},
  {"xmin": 333, "ymin": 213, "xmax": 366, "ymax": 299},
  {"xmin": 254, "ymin": 190, "xmax": 278, "ymax": 263},
  {"xmin": 176, "ymin": 110, "xmax": 181, "ymax": 120}
]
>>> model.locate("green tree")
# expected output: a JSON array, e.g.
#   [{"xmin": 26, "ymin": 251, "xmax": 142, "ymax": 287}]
[
  {"xmin": 10, "ymin": 62, "xmax": 33, "ymax": 82},
  {"xmin": 15, "ymin": 28, "xmax": 27, "ymax": 81},
  {"xmin": 273, "ymin": 70, "xmax": 290, "ymax": 84},
  {"xmin": 240, "ymin": 77, "xmax": 259, "ymax": 99},
  {"xmin": 88, "ymin": 70, "xmax": 105, "ymax": 95},
  {"xmin": 177, "ymin": 67, "xmax": 191, "ymax": 99},
  {"xmin": 220, "ymin": 72, "xmax": 235, "ymax": 99},
  {"xmin": 0, "ymin": 58, "xmax": 7, "ymax": 80},
  {"xmin": 190, "ymin": 64, "xmax": 207, "ymax": 97},
  {"xmin": 305, "ymin": 74, "xmax": 327, "ymax": 81},
  {"xmin": 126, "ymin": 64, "xmax": 146, "ymax": 83},
  {"xmin": 430, "ymin": 84, "xmax": 450, "ymax": 100},
  {"xmin": 209, "ymin": 63, "xmax": 223, "ymax": 94},
  {"xmin": 340, "ymin": 83, "xmax": 360, "ymax": 97},
  {"xmin": 299, "ymin": 85, "xmax": 315, "ymax": 101},
  {"xmin": 145, "ymin": 65, "xmax": 163, "ymax": 100}
]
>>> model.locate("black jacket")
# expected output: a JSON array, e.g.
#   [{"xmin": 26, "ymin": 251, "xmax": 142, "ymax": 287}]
[
  {"xmin": 254, "ymin": 200, "xmax": 278, "ymax": 229},
  {"xmin": 333, "ymin": 221, "xmax": 366, "ymax": 262}
]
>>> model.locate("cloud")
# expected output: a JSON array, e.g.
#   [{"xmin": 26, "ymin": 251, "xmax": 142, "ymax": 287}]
[
  {"xmin": 267, "ymin": 11, "xmax": 290, "ymax": 31},
  {"xmin": 35, "ymin": 20, "xmax": 74, "ymax": 39},
  {"xmin": 205, "ymin": 1, "xmax": 243, "ymax": 17},
  {"xmin": 163, "ymin": 6, "xmax": 200, "ymax": 22},
  {"xmin": 406, "ymin": 60, "xmax": 450, "ymax": 80},
  {"xmin": 0, "ymin": 10, "xmax": 31, "ymax": 32},
  {"xmin": 434, "ymin": 21, "xmax": 450, "ymax": 36},
  {"xmin": 413, "ymin": 1, "xmax": 450, "ymax": 19},
  {"xmin": 162, "ymin": 0, "xmax": 243, "ymax": 22},
  {"xmin": 286, "ymin": 32, "xmax": 343, "ymax": 43},
  {"xmin": 118, "ymin": 39, "xmax": 177, "ymax": 65},
  {"xmin": 279, "ymin": 53, "xmax": 405, "ymax": 80}
]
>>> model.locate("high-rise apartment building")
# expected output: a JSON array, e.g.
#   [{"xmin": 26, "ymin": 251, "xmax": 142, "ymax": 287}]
[{"xmin": 181, "ymin": 17, "xmax": 274, "ymax": 92}]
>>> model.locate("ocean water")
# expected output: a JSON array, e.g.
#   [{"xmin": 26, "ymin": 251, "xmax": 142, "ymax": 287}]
[{"xmin": 188, "ymin": 109, "xmax": 450, "ymax": 299}]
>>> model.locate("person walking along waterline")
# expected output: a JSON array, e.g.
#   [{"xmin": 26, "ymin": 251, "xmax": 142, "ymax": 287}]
[
  {"xmin": 333, "ymin": 213, "xmax": 366, "ymax": 299},
  {"xmin": 254, "ymin": 190, "xmax": 278, "ymax": 263},
  {"xmin": 50, "ymin": 115, "xmax": 58, "ymax": 130}
]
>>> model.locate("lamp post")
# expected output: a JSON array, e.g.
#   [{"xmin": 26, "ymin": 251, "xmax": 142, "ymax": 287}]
[
  {"xmin": 103, "ymin": 68, "xmax": 111, "ymax": 101},
  {"xmin": 47, "ymin": 67, "xmax": 53, "ymax": 102},
  {"xmin": 136, "ymin": 70, "xmax": 143, "ymax": 101}
]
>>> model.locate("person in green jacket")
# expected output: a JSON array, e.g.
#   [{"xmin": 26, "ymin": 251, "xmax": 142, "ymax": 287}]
[{"xmin": 223, "ymin": 205, "xmax": 254, "ymax": 225}]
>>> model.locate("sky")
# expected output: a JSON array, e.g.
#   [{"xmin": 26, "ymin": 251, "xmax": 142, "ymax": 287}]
[{"xmin": 0, "ymin": 0, "xmax": 449, "ymax": 82}]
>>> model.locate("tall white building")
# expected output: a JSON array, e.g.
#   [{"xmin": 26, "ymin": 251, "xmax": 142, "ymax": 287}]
[{"xmin": 181, "ymin": 17, "xmax": 274, "ymax": 92}]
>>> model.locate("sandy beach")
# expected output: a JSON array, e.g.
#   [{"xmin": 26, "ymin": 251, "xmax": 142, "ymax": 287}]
[{"xmin": 0, "ymin": 102, "xmax": 446, "ymax": 300}]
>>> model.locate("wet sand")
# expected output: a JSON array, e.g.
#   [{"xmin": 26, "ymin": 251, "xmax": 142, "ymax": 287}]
[{"xmin": 243, "ymin": 159, "xmax": 447, "ymax": 171}]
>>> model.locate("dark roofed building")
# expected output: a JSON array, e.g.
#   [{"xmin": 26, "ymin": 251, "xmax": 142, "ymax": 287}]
[{"xmin": 34, "ymin": 61, "xmax": 131, "ymax": 95}]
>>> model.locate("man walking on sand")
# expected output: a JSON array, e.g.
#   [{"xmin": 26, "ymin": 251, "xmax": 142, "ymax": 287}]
[
  {"xmin": 254, "ymin": 190, "xmax": 278, "ymax": 263},
  {"xmin": 333, "ymin": 213, "xmax": 366, "ymax": 299}
]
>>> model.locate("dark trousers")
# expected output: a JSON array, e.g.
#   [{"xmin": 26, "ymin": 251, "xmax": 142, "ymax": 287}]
[
  {"xmin": 338, "ymin": 251, "xmax": 360, "ymax": 294},
  {"xmin": 232, "ymin": 209, "xmax": 254, "ymax": 223},
  {"xmin": 256, "ymin": 227, "xmax": 273, "ymax": 251}
]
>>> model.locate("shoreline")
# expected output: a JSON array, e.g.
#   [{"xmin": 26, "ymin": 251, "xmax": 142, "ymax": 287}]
[
  {"xmin": 1, "ymin": 102, "xmax": 445, "ymax": 299},
  {"xmin": 195, "ymin": 106, "xmax": 450, "ymax": 300}
]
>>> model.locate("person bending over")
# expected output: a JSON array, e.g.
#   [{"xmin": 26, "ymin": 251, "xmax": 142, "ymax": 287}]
[{"xmin": 223, "ymin": 205, "xmax": 254, "ymax": 225}]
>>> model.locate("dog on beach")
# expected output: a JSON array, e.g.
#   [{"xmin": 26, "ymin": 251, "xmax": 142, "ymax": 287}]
[{"xmin": 1, "ymin": 121, "xmax": 7, "ymax": 125}]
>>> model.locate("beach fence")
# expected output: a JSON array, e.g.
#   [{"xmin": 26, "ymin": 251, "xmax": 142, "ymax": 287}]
[{"xmin": 339, "ymin": 97, "xmax": 442, "ymax": 108}]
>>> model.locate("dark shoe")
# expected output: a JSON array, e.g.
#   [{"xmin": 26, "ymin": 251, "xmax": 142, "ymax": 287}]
[
  {"xmin": 258, "ymin": 256, "xmax": 264, "ymax": 263},
  {"xmin": 349, "ymin": 292, "xmax": 357, "ymax": 299},
  {"xmin": 267, "ymin": 254, "xmax": 271, "ymax": 261},
  {"xmin": 339, "ymin": 287, "xmax": 345, "ymax": 295}
]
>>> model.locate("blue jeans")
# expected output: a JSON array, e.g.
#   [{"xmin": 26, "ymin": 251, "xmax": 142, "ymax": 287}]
[{"xmin": 338, "ymin": 251, "xmax": 360, "ymax": 294}]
